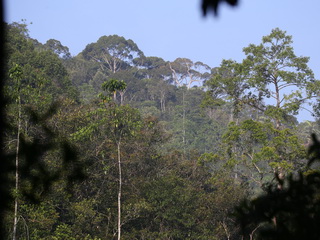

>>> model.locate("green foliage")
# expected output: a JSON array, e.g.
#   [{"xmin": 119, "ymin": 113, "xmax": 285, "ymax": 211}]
[
  {"xmin": 243, "ymin": 28, "xmax": 317, "ymax": 118},
  {"xmin": 8, "ymin": 105, "xmax": 86, "ymax": 201},
  {"xmin": 82, "ymin": 35, "xmax": 144, "ymax": 73},
  {"xmin": 204, "ymin": 59, "xmax": 249, "ymax": 117},
  {"xmin": 3, "ymin": 22, "xmax": 320, "ymax": 240},
  {"xmin": 105, "ymin": 104, "xmax": 142, "ymax": 141},
  {"xmin": 20, "ymin": 201, "xmax": 59, "ymax": 239},
  {"xmin": 102, "ymin": 78, "xmax": 127, "ymax": 104},
  {"xmin": 102, "ymin": 78, "xmax": 126, "ymax": 93},
  {"xmin": 51, "ymin": 223, "xmax": 76, "ymax": 240},
  {"xmin": 202, "ymin": 28, "xmax": 316, "ymax": 195},
  {"xmin": 5, "ymin": 23, "xmax": 78, "ymax": 104},
  {"xmin": 221, "ymin": 119, "xmax": 307, "ymax": 190},
  {"xmin": 236, "ymin": 134, "xmax": 320, "ymax": 240},
  {"xmin": 205, "ymin": 28, "xmax": 319, "ymax": 127},
  {"xmin": 43, "ymin": 39, "xmax": 71, "ymax": 59},
  {"xmin": 143, "ymin": 174, "xmax": 199, "ymax": 238},
  {"xmin": 70, "ymin": 198, "xmax": 104, "ymax": 237}
]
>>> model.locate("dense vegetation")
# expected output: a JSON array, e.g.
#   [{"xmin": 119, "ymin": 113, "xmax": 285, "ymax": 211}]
[{"xmin": 3, "ymin": 22, "xmax": 320, "ymax": 239}]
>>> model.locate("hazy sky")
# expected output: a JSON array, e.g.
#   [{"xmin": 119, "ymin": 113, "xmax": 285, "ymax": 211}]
[{"xmin": 4, "ymin": 0, "xmax": 320, "ymax": 121}]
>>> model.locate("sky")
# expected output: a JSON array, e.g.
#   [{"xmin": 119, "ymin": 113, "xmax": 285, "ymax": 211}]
[{"xmin": 4, "ymin": 0, "xmax": 320, "ymax": 121}]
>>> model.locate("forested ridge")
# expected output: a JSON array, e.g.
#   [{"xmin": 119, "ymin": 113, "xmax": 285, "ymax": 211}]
[{"xmin": 3, "ymin": 21, "xmax": 320, "ymax": 239}]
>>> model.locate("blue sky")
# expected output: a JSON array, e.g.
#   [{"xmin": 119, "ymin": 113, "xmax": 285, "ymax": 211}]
[{"xmin": 4, "ymin": 0, "xmax": 320, "ymax": 121}]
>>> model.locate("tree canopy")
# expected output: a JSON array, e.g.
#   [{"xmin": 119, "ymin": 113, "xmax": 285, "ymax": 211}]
[{"xmin": 1, "ymin": 21, "xmax": 320, "ymax": 240}]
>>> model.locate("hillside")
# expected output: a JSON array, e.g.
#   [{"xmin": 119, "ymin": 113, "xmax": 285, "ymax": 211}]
[{"xmin": 3, "ymin": 22, "xmax": 320, "ymax": 240}]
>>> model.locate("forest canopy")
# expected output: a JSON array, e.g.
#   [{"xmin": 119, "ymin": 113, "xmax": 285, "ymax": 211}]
[{"xmin": 2, "ymin": 21, "xmax": 320, "ymax": 240}]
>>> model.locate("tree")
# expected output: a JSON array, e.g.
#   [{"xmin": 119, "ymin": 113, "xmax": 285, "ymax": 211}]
[
  {"xmin": 77, "ymin": 80, "xmax": 142, "ymax": 238},
  {"xmin": 2, "ymin": 22, "xmax": 85, "ymax": 239},
  {"xmin": 206, "ymin": 28, "xmax": 318, "ymax": 127},
  {"xmin": 82, "ymin": 35, "xmax": 144, "ymax": 73},
  {"xmin": 5, "ymin": 22, "xmax": 78, "ymax": 101},
  {"xmin": 144, "ymin": 78, "xmax": 174, "ymax": 113},
  {"xmin": 204, "ymin": 29, "xmax": 318, "ymax": 193},
  {"xmin": 101, "ymin": 78, "xmax": 141, "ymax": 239},
  {"xmin": 169, "ymin": 58, "xmax": 211, "ymax": 88},
  {"xmin": 236, "ymin": 134, "xmax": 320, "ymax": 240},
  {"xmin": 43, "ymin": 39, "xmax": 71, "ymax": 59},
  {"xmin": 133, "ymin": 56, "xmax": 172, "ymax": 82},
  {"xmin": 102, "ymin": 78, "xmax": 127, "ymax": 105},
  {"xmin": 204, "ymin": 60, "xmax": 251, "ymax": 122},
  {"xmin": 102, "ymin": 106, "xmax": 142, "ymax": 240},
  {"xmin": 0, "ymin": 4, "xmax": 8, "ymax": 236},
  {"xmin": 9, "ymin": 64, "xmax": 23, "ymax": 240},
  {"xmin": 242, "ymin": 28, "xmax": 318, "ymax": 129},
  {"xmin": 221, "ymin": 119, "xmax": 306, "ymax": 190}
]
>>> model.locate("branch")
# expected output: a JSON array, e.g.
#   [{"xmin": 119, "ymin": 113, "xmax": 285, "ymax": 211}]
[
  {"xmin": 249, "ymin": 224, "xmax": 261, "ymax": 240},
  {"xmin": 219, "ymin": 221, "xmax": 231, "ymax": 240},
  {"xmin": 101, "ymin": 52, "xmax": 113, "ymax": 72},
  {"xmin": 278, "ymin": 82, "xmax": 300, "ymax": 90},
  {"xmin": 169, "ymin": 62, "xmax": 182, "ymax": 87},
  {"xmin": 253, "ymin": 162, "xmax": 263, "ymax": 175}
]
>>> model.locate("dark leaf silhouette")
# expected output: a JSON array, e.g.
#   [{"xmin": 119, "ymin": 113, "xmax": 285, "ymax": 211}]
[{"xmin": 202, "ymin": 0, "xmax": 238, "ymax": 16}]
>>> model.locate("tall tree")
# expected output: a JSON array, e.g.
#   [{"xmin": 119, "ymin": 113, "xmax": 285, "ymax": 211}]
[
  {"xmin": 205, "ymin": 28, "xmax": 318, "ymax": 192},
  {"xmin": 169, "ymin": 58, "xmax": 211, "ymax": 88},
  {"xmin": 43, "ymin": 39, "xmax": 71, "ymax": 59},
  {"xmin": 82, "ymin": 35, "xmax": 144, "ymax": 73},
  {"xmin": 3, "ymin": 22, "xmax": 84, "ymax": 239},
  {"xmin": 242, "ymin": 28, "xmax": 318, "ymax": 128},
  {"xmin": 205, "ymin": 28, "xmax": 319, "ymax": 127},
  {"xmin": 9, "ymin": 64, "xmax": 23, "ymax": 240},
  {"xmin": 204, "ymin": 60, "xmax": 251, "ymax": 122},
  {"xmin": 108, "ymin": 106, "xmax": 141, "ymax": 240},
  {"xmin": 100, "ymin": 81, "xmax": 141, "ymax": 239}
]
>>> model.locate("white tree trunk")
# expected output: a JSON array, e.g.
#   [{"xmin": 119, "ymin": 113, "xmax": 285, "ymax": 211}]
[
  {"xmin": 117, "ymin": 141, "xmax": 122, "ymax": 240},
  {"xmin": 13, "ymin": 95, "xmax": 21, "ymax": 240}
]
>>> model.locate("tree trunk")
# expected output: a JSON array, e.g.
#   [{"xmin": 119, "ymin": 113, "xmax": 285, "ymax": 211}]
[
  {"xmin": 120, "ymin": 92, "xmax": 125, "ymax": 106},
  {"xmin": 274, "ymin": 79, "xmax": 281, "ymax": 129},
  {"xmin": 182, "ymin": 91, "xmax": 186, "ymax": 156},
  {"xmin": 117, "ymin": 141, "xmax": 122, "ymax": 240},
  {"xmin": 220, "ymin": 221, "xmax": 231, "ymax": 240},
  {"xmin": 12, "ymin": 95, "xmax": 21, "ymax": 240},
  {"xmin": 113, "ymin": 91, "xmax": 117, "ymax": 103}
]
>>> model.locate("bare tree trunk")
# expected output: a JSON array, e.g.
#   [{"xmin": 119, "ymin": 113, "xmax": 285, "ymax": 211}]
[
  {"xmin": 117, "ymin": 141, "xmax": 122, "ymax": 240},
  {"xmin": 13, "ymin": 95, "xmax": 21, "ymax": 240},
  {"xmin": 159, "ymin": 90, "xmax": 166, "ymax": 112},
  {"xmin": 249, "ymin": 224, "xmax": 261, "ymax": 240},
  {"xmin": 220, "ymin": 221, "xmax": 231, "ymax": 240},
  {"xmin": 113, "ymin": 91, "xmax": 117, "ymax": 103},
  {"xmin": 185, "ymin": 61, "xmax": 201, "ymax": 89},
  {"xmin": 119, "ymin": 91, "xmax": 125, "ymax": 106},
  {"xmin": 182, "ymin": 91, "xmax": 186, "ymax": 156},
  {"xmin": 169, "ymin": 63, "xmax": 182, "ymax": 87}
]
